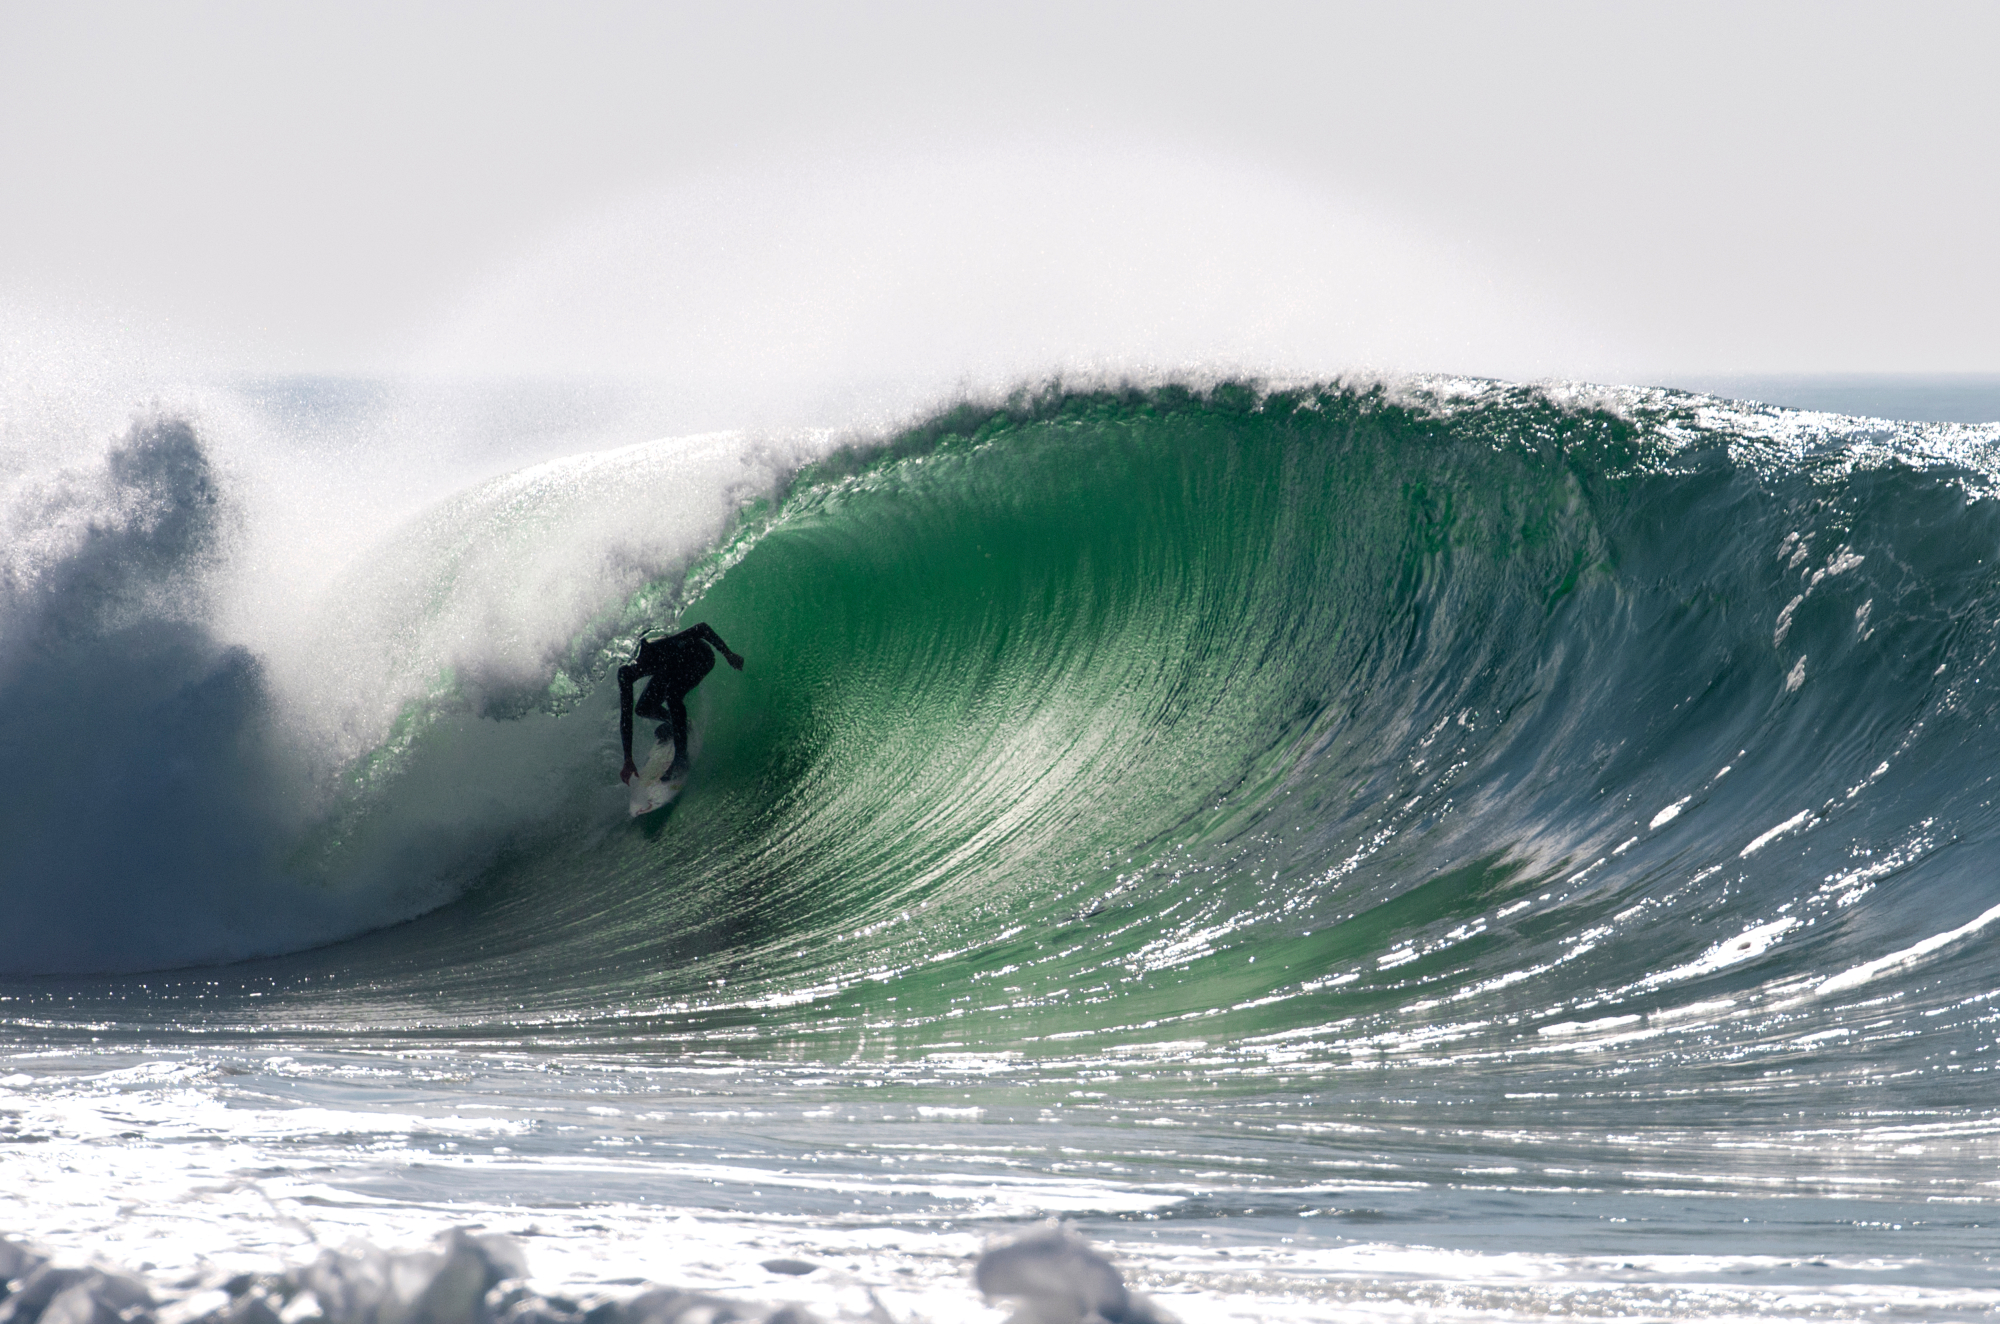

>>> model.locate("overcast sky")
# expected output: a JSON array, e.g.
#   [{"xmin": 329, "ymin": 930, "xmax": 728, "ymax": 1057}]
[{"xmin": 4, "ymin": 1, "xmax": 1997, "ymax": 393}]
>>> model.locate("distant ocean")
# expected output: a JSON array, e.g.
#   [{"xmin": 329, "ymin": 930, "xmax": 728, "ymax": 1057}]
[
  {"xmin": 1666, "ymin": 373, "xmax": 2000, "ymax": 424},
  {"xmin": 5, "ymin": 373, "xmax": 2000, "ymax": 1322}
]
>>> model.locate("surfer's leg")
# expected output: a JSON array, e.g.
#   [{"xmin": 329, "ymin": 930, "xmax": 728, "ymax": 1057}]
[
  {"xmin": 633, "ymin": 675, "xmax": 670, "ymax": 738},
  {"xmin": 666, "ymin": 690, "xmax": 691, "ymax": 776}
]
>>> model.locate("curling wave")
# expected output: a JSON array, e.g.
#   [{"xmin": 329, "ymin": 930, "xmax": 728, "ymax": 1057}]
[{"xmin": 8, "ymin": 381, "xmax": 2000, "ymax": 1088}]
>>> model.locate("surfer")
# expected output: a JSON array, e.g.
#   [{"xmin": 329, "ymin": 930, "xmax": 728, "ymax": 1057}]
[{"xmin": 618, "ymin": 623, "xmax": 744, "ymax": 784}]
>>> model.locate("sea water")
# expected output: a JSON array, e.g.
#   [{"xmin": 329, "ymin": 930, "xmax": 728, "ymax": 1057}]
[{"xmin": 5, "ymin": 376, "xmax": 2000, "ymax": 1321}]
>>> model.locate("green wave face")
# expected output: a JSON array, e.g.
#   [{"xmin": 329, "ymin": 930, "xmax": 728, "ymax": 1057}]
[
  {"xmin": 253, "ymin": 381, "xmax": 2000, "ymax": 1080},
  {"xmin": 374, "ymin": 386, "xmax": 1627, "ymax": 1034}
]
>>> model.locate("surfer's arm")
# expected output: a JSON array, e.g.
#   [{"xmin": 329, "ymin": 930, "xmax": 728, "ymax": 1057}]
[
  {"xmin": 617, "ymin": 662, "xmax": 639, "ymax": 776},
  {"xmin": 691, "ymin": 622, "xmax": 744, "ymax": 670}
]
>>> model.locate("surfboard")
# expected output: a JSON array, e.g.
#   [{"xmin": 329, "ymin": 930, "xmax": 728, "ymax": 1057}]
[{"xmin": 627, "ymin": 737, "xmax": 686, "ymax": 816}]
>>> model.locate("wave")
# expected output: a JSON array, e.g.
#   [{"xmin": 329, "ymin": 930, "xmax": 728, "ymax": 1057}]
[{"xmin": 7, "ymin": 380, "xmax": 2000, "ymax": 1084}]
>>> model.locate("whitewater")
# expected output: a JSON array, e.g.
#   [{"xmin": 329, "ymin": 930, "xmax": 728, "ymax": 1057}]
[{"xmin": 5, "ymin": 373, "xmax": 2000, "ymax": 1322}]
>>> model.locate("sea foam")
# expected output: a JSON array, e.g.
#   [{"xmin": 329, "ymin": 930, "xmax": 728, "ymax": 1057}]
[{"xmin": 0, "ymin": 1225, "xmax": 1159, "ymax": 1324}]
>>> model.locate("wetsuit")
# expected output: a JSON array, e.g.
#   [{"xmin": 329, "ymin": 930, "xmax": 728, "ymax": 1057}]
[{"xmin": 619, "ymin": 623, "xmax": 742, "ymax": 777}]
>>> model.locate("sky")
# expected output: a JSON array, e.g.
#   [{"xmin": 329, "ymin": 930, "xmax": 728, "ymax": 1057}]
[{"xmin": 3, "ymin": 1, "xmax": 1997, "ymax": 395}]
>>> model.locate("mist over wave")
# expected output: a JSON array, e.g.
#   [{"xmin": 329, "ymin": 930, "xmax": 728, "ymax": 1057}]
[{"xmin": 0, "ymin": 412, "xmax": 322, "ymax": 970}]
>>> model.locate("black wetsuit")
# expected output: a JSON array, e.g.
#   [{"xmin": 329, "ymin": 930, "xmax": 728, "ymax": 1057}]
[{"xmin": 619, "ymin": 623, "xmax": 739, "ymax": 775}]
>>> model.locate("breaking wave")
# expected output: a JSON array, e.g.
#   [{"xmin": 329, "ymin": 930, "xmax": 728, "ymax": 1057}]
[{"xmin": 7, "ymin": 380, "xmax": 2000, "ymax": 1095}]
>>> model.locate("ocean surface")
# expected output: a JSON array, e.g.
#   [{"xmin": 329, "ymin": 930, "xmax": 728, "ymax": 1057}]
[{"xmin": 5, "ymin": 375, "xmax": 2000, "ymax": 1321}]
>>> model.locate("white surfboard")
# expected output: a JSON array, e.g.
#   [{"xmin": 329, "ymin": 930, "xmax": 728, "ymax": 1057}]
[{"xmin": 627, "ymin": 737, "xmax": 686, "ymax": 816}]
